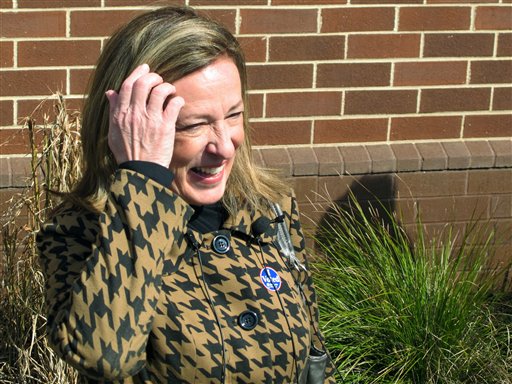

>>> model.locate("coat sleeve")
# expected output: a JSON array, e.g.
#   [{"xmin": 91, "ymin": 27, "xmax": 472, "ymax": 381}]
[
  {"xmin": 37, "ymin": 169, "xmax": 192, "ymax": 380},
  {"xmin": 285, "ymin": 195, "xmax": 337, "ymax": 384}
]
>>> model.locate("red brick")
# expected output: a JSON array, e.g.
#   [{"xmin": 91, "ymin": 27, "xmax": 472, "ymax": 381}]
[
  {"xmin": 17, "ymin": 97, "xmax": 83, "ymax": 125},
  {"xmin": 475, "ymin": 6, "xmax": 512, "ymax": 30},
  {"xmin": 497, "ymin": 33, "xmax": 512, "ymax": 56},
  {"xmin": 273, "ymin": 0, "xmax": 344, "ymax": 4},
  {"xmin": 348, "ymin": 34, "xmax": 420, "ymax": 59},
  {"xmin": 424, "ymin": 33, "xmax": 494, "ymax": 57},
  {"xmin": 394, "ymin": 61, "xmax": 467, "ymax": 86},
  {"xmin": 70, "ymin": 68, "xmax": 93, "ymax": 95},
  {"xmin": 464, "ymin": 115, "xmax": 512, "ymax": 138},
  {"xmin": 10, "ymin": 156, "xmax": 32, "ymax": 187},
  {"xmin": 316, "ymin": 175, "xmax": 350, "ymax": 200},
  {"xmin": 428, "ymin": 0, "xmax": 497, "ymax": 3},
  {"xmin": 199, "ymin": 9, "xmax": 236, "ymax": 34},
  {"xmin": 366, "ymin": 144, "xmax": 396, "ymax": 173},
  {"xmin": 0, "ymin": 128, "xmax": 35, "ymax": 155},
  {"xmin": 420, "ymin": 88, "xmax": 491, "ymax": 113},
  {"xmin": 352, "ymin": 0, "xmax": 422, "ymax": 4},
  {"xmin": 238, "ymin": 36, "xmax": 266, "ymax": 63},
  {"xmin": 466, "ymin": 141, "xmax": 496, "ymax": 169},
  {"xmin": 0, "ymin": 189, "xmax": 26, "ymax": 219},
  {"xmin": 106, "ymin": 0, "xmax": 183, "ymax": 4},
  {"xmin": 18, "ymin": 40, "xmax": 101, "ymax": 67},
  {"xmin": 337, "ymin": 173, "xmax": 396, "ymax": 202},
  {"xmin": 0, "ymin": 41, "xmax": 13, "ymax": 67},
  {"xmin": 247, "ymin": 93, "xmax": 263, "ymax": 118},
  {"xmin": 269, "ymin": 36, "xmax": 345, "ymax": 61},
  {"xmin": 71, "ymin": 10, "xmax": 144, "ymax": 37},
  {"xmin": 416, "ymin": 196, "xmax": 490, "ymax": 223},
  {"xmin": 290, "ymin": 176, "xmax": 318, "ymax": 205},
  {"xmin": 260, "ymin": 147, "xmax": 292, "ymax": 176},
  {"xmin": 0, "ymin": 100, "xmax": 14, "ymax": 126},
  {"xmin": 251, "ymin": 148, "xmax": 264, "ymax": 167},
  {"xmin": 0, "ymin": 1, "xmax": 12, "ymax": 7},
  {"xmin": 313, "ymin": 147, "xmax": 343, "ymax": 176},
  {"xmin": 490, "ymin": 140, "xmax": 512, "ymax": 168},
  {"xmin": 390, "ymin": 116, "xmax": 462, "ymax": 141},
  {"xmin": 415, "ymin": 142, "xmax": 448, "ymax": 171},
  {"xmin": 190, "ymin": 0, "xmax": 264, "ymax": 4},
  {"xmin": 399, "ymin": 7, "xmax": 471, "ymax": 31},
  {"xmin": 266, "ymin": 92, "xmax": 342, "ymax": 118},
  {"xmin": 289, "ymin": 147, "xmax": 319, "ymax": 176},
  {"xmin": 468, "ymin": 169, "xmax": 512, "ymax": 194},
  {"xmin": 345, "ymin": 90, "xmax": 417, "ymax": 115},
  {"xmin": 247, "ymin": 64, "xmax": 313, "ymax": 90},
  {"xmin": 337, "ymin": 146, "xmax": 372, "ymax": 175},
  {"xmin": 0, "ymin": 70, "xmax": 66, "ymax": 97},
  {"xmin": 321, "ymin": 7, "xmax": 394, "ymax": 33},
  {"xmin": 493, "ymin": 87, "xmax": 512, "ymax": 111},
  {"xmin": 0, "ymin": 159, "xmax": 11, "ymax": 187},
  {"xmin": 471, "ymin": 60, "xmax": 512, "ymax": 84},
  {"xmin": 314, "ymin": 118, "xmax": 387, "ymax": 144},
  {"xmin": 250, "ymin": 121, "xmax": 311, "ymax": 145},
  {"xmin": 19, "ymin": 0, "xmax": 100, "ymax": 6},
  {"xmin": 396, "ymin": 171, "xmax": 467, "ymax": 198},
  {"xmin": 0, "ymin": 11, "xmax": 66, "ymax": 38},
  {"xmin": 239, "ymin": 9, "xmax": 317, "ymax": 34},
  {"xmin": 317, "ymin": 63, "xmax": 391, "ymax": 88}
]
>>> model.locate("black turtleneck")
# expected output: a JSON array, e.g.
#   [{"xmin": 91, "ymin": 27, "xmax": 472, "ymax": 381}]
[
  {"xmin": 188, "ymin": 202, "xmax": 229, "ymax": 234},
  {"xmin": 118, "ymin": 161, "xmax": 228, "ymax": 234}
]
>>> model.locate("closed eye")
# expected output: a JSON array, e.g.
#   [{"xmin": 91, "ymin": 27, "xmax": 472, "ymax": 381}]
[
  {"xmin": 175, "ymin": 121, "xmax": 208, "ymax": 131},
  {"xmin": 227, "ymin": 111, "xmax": 243, "ymax": 119}
]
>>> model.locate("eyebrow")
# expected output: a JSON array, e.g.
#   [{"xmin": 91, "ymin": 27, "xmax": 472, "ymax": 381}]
[
  {"xmin": 178, "ymin": 99, "xmax": 245, "ymax": 123},
  {"xmin": 227, "ymin": 100, "xmax": 245, "ymax": 114}
]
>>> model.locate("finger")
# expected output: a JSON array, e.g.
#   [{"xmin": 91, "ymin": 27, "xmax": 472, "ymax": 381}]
[
  {"xmin": 116, "ymin": 63, "xmax": 150, "ymax": 110},
  {"xmin": 130, "ymin": 72, "xmax": 164, "ymax": 111},
  {"xmin": 163, "ymin": 95, "xmax": 185, "ymax": 126},
  {"xmin": 146, "ymin": 82, "xmax": 176, "ymax": 116},
  {"xmin": 105, "ymin": 90, "xmax": 119, "ymax": 116}
]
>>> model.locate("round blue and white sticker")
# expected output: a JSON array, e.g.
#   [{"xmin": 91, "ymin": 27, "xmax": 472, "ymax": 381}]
[{"xmin": 260, "ymin": 267, "xmax": 282, "ymax": 291}]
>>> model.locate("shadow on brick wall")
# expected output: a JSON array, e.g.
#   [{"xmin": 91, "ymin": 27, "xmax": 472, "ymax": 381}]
[{"xmin": 314, "ymin": 174, "xmax": 400, "ymax": 248}]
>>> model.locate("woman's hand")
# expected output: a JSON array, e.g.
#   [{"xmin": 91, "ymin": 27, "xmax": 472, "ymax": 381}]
[{"xmin": 106, "ymin": 64, "xmax": 184, "ymax": 167}]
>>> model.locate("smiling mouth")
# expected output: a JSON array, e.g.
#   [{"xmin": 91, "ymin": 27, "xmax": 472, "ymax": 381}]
[{"xmin": 191, "ymin": 164, "xmax": 225, "ymax": 177}]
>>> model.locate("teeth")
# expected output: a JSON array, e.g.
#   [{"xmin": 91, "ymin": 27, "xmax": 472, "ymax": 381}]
[{"xmin": 194, "ymin": 165, "xmax": 224, "ymax": 175}]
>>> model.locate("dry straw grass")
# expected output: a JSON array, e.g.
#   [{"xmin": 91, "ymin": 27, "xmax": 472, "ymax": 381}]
[{"xmin": 0, "ymin": 95, "xmax": 80, "ymax": 382}]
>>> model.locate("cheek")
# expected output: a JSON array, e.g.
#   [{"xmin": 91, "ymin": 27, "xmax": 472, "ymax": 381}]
[
  {"xmin": 233, "ymin": 126, "xmax": 245, "ymax": 150},
  {"xmin": 170, "ymin": 137, "xmax": 204, "ymax": 168}
]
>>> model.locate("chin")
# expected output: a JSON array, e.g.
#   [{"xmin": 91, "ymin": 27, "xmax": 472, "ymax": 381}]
[{"xmin": 185, "ymin": 188, "xmax": 226, "ymax": 206}]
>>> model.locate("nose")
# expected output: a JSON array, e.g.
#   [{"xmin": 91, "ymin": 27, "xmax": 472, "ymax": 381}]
[{"xmin": 205, "ymin": 121, "xmax": 236, "ymax": 159}]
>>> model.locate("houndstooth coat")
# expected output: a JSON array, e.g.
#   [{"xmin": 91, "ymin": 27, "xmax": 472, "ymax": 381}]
[{"xmin": 37, "ymin": 168, "xmax": 334, "ymax": 383}]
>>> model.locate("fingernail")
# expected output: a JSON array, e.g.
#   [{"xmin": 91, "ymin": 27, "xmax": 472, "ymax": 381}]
[{"xmin": 175, "ymin": 96, "xmax": 185, "ymax": 107}]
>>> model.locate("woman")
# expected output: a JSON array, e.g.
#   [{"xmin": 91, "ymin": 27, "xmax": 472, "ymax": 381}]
[{"xmin": 37, "ymin": 6, "xmax": 334, "ymax": 383}]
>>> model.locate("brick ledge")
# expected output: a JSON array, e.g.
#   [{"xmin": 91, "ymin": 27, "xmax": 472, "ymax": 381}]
[
  {"xmin": 253, "ymin": 139, "xmax": 512, "ymax": 177},
  {"xmin": 1, "ymin": 139, "xmax": 511, "ymax": 188}
]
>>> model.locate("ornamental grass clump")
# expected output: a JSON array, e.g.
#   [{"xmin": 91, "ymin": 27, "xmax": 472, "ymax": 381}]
[
  {"xmin": 0, "ymin": 95, "xmax": 80, "ymax": 383},
  {"xmin": 312, "ymin": 193, "xmax": 512, "ymax": 383}
]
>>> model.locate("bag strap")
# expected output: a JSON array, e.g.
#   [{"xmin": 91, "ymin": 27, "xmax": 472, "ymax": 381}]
[{"xmin": 271, "ymin": 202, "xmax": 306, "ymax": 274}]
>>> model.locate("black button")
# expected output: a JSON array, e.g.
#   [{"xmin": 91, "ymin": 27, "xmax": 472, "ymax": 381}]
[
  {"xmin": 238, "ymin": 310, "xmax": 259, "ymax": 330},
  {"xmin": 212, "ymin": 235, "xmax": 230, "ymax": 254}
]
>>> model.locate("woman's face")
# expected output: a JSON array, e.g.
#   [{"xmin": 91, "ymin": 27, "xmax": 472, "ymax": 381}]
[{"xmin": 170, "ymin": 56, "xmax": 245, "ymax": 206}]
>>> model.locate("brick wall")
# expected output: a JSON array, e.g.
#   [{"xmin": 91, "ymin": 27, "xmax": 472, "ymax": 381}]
[
  {"xmin": 255, "ymin": 139, "xmax": 512, "ymax": 289},
  {"xmin": 0, "ymin": 2, "xmax": 511, "ymax": 282}
]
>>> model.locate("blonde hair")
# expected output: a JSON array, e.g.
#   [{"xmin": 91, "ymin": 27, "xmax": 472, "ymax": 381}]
[{"xmin": 71, "ymin": 6, "xmax": 289, "ymax": 214}]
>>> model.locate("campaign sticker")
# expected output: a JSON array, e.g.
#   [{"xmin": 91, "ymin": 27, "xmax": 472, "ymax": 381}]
[{"xmin": 260, "ymin": 267, "xmax": 282, "ymax": 292}]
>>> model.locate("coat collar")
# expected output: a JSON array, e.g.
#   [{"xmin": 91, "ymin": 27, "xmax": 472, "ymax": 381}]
[{"xmin": 221, "ymin": 204, "xmax": 278, "ymax": 244}]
